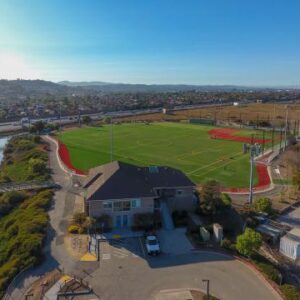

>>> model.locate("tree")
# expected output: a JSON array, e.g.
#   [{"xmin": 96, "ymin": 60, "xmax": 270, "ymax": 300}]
[
  {"xmin": 73, "ymin": 212, "xmax": 87, "ymax": 226},
  {"xmin": 83, "ymin": 216, "xmax": 96, "ymax": 230},
  {"xmin": 30, "ymin": 121, "xmax": 45, "ymax": 134},
  {"xmin": 236, "ymin": 228, "xmax": 262, "ymax": 257},
  {"xmin": 254, "ymin": 197, "xmax": 272, "ymax": 214},
  {"xmin": 199, "ymin": 180, "xmax": 222, "ymax": 216},
  {"xmin": 103, "ymin": 116, "xmax": 112, "ymax": 124},
  {"xmin": 220, "ymin": 193, "xmax": 232, "ymax": 208},
  {"xmin": 28, "ymin": 158, "xmax": 47, "ymax": 175},
  {"xmin": 82, "ymin": 116, "xmax": 92, "ymax": 125}
]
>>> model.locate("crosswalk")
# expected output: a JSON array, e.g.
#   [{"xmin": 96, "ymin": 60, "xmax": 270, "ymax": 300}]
[{"xmin": 100, "ymin": 238, "xmax": 143, "ymax": 261}]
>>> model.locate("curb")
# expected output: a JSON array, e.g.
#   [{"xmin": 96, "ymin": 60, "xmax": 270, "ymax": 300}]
[
  {"xmin": 44, "ymin": 135, "xmax": 86, "ymax": 177},
  {"xmin": 191, "ymin": 248, "xmax": 283, "ymax": 300}
]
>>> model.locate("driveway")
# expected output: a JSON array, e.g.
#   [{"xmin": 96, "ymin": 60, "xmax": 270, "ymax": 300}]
[
  {"xmin": 99, "ymin": 237, "xmax": 145, "ymax": 261},
  {"xmin": 158, "ymin": 228, "xmax": 193, "ymax": 255}
]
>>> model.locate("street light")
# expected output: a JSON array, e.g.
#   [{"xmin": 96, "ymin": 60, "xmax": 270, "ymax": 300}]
[{"xmin": 202, "ymin": 279, "xmax": 210, "ymax": 299}]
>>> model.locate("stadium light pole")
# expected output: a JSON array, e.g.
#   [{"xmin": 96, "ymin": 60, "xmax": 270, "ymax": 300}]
[
  {"xmin": 110, "ymin": 119, "xmax": 114, "ymax": 162},
  {"xmin": 59, "ymin": 102, "xmax": 62, "ymax": 131},
  {"xmin": 284, "ymin": 105, "xmax": 289, "ymax": 151},
  {"xmin": 248, "ymin": 146, "xmax": 254, "ymax": 205}
]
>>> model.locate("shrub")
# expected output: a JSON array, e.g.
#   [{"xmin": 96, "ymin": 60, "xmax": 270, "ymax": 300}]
[
  {"xmin": 172, "ymin": 210, "xmax": 188, "ymax": 227},
  {"xmin": 72, "ymin": 212, "xmax": 88, "ymax": 226},
  {"xmin": 236, "ymin": 228, "xmax": 262, "ymax": 257},
  {"xmin": 68, "ymin": 225, "xmax": 82, "ymax": 234},
  {"xmin": 254, "ymin": 197, "xmax": 272, "ymax": 214},
  {"xmin": 221, "ymin": 238, "xmax": 236, "ymax": 251},
  {"xmin": 280, "ymin": 284, "xmax": 300, "ymax": 300},
  {"xmin": 0, "ymin": 191, "xmax": 27, "ymax": 217},
  {"xmin": 0, "ymin": 190, "xmax": 52, "ymax": 297},
  {"xmin": 28, "ymin": 158, "xmax": 47, "ymax": 176},
  {"xmin": 254, "ymin": 261, "xmax": 281, "ymax": 284},
  {"xmin": 133, "ymin": 213, "xmax": 155, "ymax": 230}
]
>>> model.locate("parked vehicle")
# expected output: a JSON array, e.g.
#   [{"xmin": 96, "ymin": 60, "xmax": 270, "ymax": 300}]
[{"xmin": 145, "ymin": 235, "xmax": 160, "ymax": 255}]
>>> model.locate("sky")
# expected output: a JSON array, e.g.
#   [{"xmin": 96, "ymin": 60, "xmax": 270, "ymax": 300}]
[{"xmin": 0, "ymin": 0, "xmax": 299, "ymax": 86}]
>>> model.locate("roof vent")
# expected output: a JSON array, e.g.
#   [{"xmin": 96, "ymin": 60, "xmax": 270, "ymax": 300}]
[{"xmin": 149, "ymin": 166, "xmax": 159, "ymax": 174}]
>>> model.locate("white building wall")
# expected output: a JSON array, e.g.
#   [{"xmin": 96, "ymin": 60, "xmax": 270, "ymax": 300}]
[{"xmin": 280, "ymin": 236, "xmax": 300, "ymax": 260}]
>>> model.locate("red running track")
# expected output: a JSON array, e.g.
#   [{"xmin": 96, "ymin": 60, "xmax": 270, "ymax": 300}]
[
  {"xmin": 208, "ymin": 128, "xmax": 271, "ymax": 144},
  {"xmin": 222, "ymin": 163, "xmax": 271, "ymax": 193},
  {"xmin": 57, "ymin": 140, "xmax": 86, "ymax": 175}
]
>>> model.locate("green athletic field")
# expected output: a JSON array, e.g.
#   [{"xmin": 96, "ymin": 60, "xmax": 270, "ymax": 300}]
[{"xmin": 57, "ymin": 122, "xmax": 272, "ymax": 187}]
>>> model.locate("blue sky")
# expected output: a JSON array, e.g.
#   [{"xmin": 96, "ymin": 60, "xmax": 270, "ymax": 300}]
[{"xmin": 0, "ymin": 0, "xmax": 299, "ymax": 85}]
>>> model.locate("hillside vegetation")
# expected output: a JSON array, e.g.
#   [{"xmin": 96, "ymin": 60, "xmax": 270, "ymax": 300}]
[
  {"xmin": 0, "ymin": 135, "xmax": 50, "ymax": 183},
  {"xmin": 0, "ymin": 135, "xmax": 52, "ymax": 298}
]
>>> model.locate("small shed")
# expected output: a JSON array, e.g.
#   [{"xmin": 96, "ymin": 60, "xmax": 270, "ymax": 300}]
[
  {"xmin": 213, "ymin": 223, "xmax": 223, "ymax": 242},
  {"xmin": 280, "ymin": 228, "xmax": 300, "ymax": 260}
]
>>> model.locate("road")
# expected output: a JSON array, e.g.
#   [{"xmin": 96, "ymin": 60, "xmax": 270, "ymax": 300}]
[
  {"xmin": 89, "ymin": 250, "xmax": 280, "ymax": 300},
  {"xmin": 0, "ymin": 102, "xmax": 233, "ymax": 134},
  {"xmin": 7, "ymin": 135, "xmax": 281, "ymax": 300}
]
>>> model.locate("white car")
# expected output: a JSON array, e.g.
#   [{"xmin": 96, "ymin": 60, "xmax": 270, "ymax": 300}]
[{"xmin": 145, "ymin": 235, "xmax": 160, "ymax": 255}]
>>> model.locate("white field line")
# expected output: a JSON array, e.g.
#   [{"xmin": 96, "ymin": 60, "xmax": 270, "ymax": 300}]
[
  {"xmin": 192, "ymin": 152, "xmax": 246, "ymax": 177},
  {"xmin": 187, "ymin": 151, "xmax": 244, "ymax": 175}
]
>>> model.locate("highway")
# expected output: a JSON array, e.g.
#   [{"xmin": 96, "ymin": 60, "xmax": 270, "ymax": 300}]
[{"xmin": 0, "ymin": 102, "xmax": 233, "ymax": 134}]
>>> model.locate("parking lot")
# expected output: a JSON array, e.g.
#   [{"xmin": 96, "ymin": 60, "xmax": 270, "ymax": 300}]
[{"xmin": 99, "ymin": 237, "xmax": 145, "ymax": 261}]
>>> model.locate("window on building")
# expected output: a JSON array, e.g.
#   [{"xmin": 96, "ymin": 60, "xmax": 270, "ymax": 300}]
[
  {"xmin": 103, "ymin": 201, "xmax": 112, "ymax": 210},
  {"xmin": 113, "ymin": 201, "xmax": 122, "ymax": 211},
  {"xmin": 113, "ymin": 200, "xmax": 132, "ymax": 211},
  {"xmin": 176, "ymin": 190, "xmax": 184, "ymax": 196},
  {"xmin": 131, "ymin": 199, "xmax": 141, "ymax": 208},
  {"xmin": 123, "ymin": 200, "xmax": 131, "ymax": 211}
]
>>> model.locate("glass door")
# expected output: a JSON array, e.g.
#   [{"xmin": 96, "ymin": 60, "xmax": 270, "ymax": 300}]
[
  {"xmin": 122, "ymin": 215, "xmax": 128, "ymax": 227},
  {"xmin": 116, "ymin": 215, "xmax": 122, "ymax": 227}
]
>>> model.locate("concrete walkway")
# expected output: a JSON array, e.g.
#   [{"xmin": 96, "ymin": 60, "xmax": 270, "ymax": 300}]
[{"xmin": 161, "ymin": 201, "xmax": 174, "ymax": 230}]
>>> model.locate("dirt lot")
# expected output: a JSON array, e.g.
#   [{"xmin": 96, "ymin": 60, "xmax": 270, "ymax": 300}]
[
  {"xmin": 115, "ymin": 102, "xmax": 300, "ymax": 127},
  {"xmin": 270, "ymin": 144, "xmax": 300, "ymax": 210}
]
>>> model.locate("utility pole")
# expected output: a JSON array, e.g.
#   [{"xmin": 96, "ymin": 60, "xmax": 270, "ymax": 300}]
[
  {"xmin": 110, "ymin": 119, "xmax": 114, "ymax": 162},
  {"xmin": 284, "ymin": 106, "xmax": 289, "ymax": 150},
  {"xmin": 202, "ymin": 279, "xmax": 210, "ymax": 300},
  {"xmin": 59, "ymin": 102, "xmax": 62, "ymax": 131}
]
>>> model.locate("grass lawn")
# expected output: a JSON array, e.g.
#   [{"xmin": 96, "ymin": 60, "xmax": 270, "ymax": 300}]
[{"xmin": 57, "ymin": 122, "xmax": 263, "ymax": 187}]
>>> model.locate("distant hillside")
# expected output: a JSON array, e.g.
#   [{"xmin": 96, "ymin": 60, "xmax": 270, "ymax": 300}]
[
  {"xmin": 58, "ymin": 81, "xmax": 254, "ymax": 93},
  {"xmin": 0, "ymin": 79, "xmax": 74, "ymax": 100},
  {"xmin": 0, "ymin": 80, "xmax": 298, "ymax": 102}
]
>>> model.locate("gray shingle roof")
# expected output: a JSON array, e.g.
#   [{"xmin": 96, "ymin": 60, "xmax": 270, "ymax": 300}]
[{"xmin": 84, "ymin": 161, "xmax": 195, "ymax": 201}]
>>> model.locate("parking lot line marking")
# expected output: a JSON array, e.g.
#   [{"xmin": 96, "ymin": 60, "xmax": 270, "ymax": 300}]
[{"xmin": 102, "ymin": 254, "xmax": 111, "ymax": 260}]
